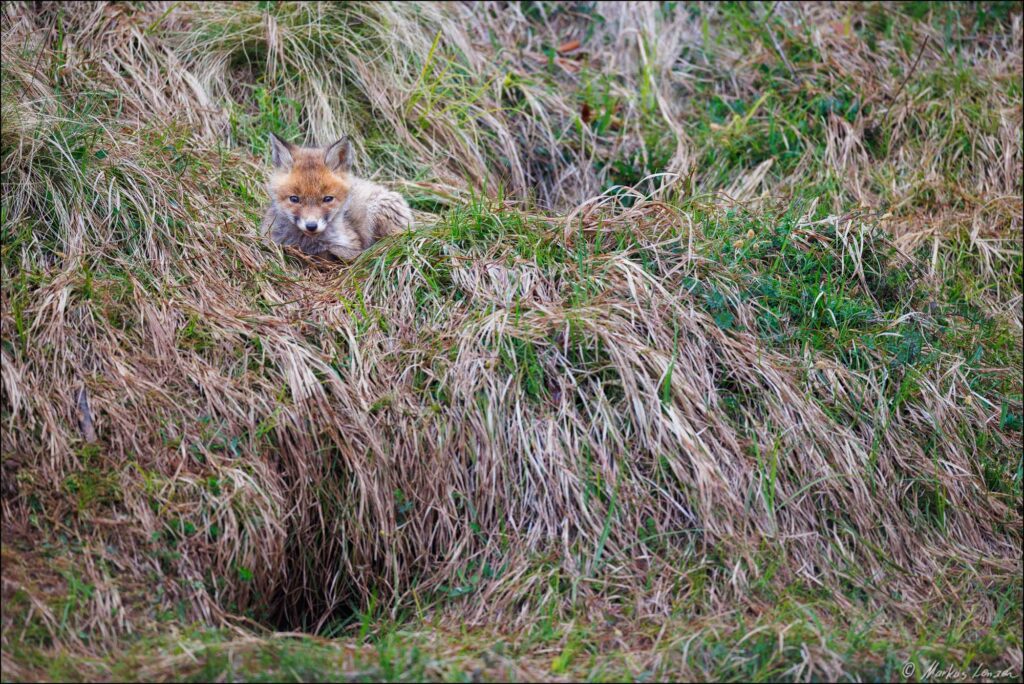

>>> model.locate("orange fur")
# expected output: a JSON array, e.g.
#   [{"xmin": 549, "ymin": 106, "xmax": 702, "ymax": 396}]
[
  {"xmin": 263, "ymin": 133, "xmax": 413, "ymax": 260},
  {"xmin": 268, "ymin": 149, "xmax": 351, "ymax": 230}
]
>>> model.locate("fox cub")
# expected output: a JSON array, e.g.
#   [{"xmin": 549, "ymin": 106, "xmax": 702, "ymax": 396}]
[{"xmin": 262, "ymin": 132, "xmax": 413, "ymax": 260}]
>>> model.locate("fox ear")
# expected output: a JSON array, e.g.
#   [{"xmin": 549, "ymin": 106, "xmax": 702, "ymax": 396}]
[
  {"xmin": 324, "ymin": 136, "xmax": 352, "ymax": 172},
  {"xmin": 268, "ymin": 132, "xmax": 294, "ymax": 169}
]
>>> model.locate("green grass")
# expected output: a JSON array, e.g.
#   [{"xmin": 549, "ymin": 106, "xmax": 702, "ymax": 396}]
[{"xmin": 7, "ymin": 584, "xmax": 1023, "ymax": 683}]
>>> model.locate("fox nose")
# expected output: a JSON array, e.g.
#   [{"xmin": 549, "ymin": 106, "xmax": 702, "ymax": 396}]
[{"xmin": 304, "ymin": 221, "xmax": 318, "ymax": 232}]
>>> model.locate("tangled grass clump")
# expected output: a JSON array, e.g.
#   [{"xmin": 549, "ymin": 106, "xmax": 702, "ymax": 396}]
[{"xmin": 2, "ymin": 1, "xmax": 1021, "ymax": 681}]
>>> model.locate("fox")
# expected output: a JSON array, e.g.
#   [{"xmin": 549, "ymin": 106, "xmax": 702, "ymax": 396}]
[{"xmin": 261, "ymin": 132, "xmax": 413, "ymax": 260}]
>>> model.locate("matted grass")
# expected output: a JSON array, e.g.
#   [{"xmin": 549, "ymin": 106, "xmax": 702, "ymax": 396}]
[{"xmin": 2, "ymin": 1, "xmax": 1021, "ymax": 681}]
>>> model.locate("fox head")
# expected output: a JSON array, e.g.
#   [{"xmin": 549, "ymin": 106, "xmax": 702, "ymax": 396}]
[{"xmin": 266, "ymin": 132, "xmax": 352, "ymax": 235}]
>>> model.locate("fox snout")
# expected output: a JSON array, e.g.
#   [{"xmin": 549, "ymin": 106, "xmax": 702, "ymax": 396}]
[{"xmin": 294, "ymin": 214, "xmax": 326, "ymax": 234}]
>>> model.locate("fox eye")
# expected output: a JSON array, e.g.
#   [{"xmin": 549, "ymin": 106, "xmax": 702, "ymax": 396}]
[
  {"xmin": 323, "ymin": 196, "xmax": 334, "ymax": 203},
  {"xmin": 289, "ymin": 195, "xmax": 300, "ymax": 203}
]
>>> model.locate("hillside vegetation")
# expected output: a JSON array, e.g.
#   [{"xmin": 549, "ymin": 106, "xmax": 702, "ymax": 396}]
[{"xmin": 1, "ymin": 1, "xmax": 1021, "ymax": 681}]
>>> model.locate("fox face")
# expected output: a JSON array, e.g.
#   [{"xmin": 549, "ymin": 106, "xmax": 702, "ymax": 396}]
[{"xmin": 266, "ymin": 132, "xmax": 352, "ymax": 236}]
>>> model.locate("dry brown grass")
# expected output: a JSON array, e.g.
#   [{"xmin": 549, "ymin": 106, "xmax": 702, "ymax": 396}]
[{"xmin": 1, "ymin": 1, "xmax": 1021, "ymax": 680}]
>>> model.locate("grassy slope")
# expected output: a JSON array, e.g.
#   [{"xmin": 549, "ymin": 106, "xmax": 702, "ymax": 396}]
[{"xmin": 1, "ymin": 1, "xmax": 1021, "ymax": 681}]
